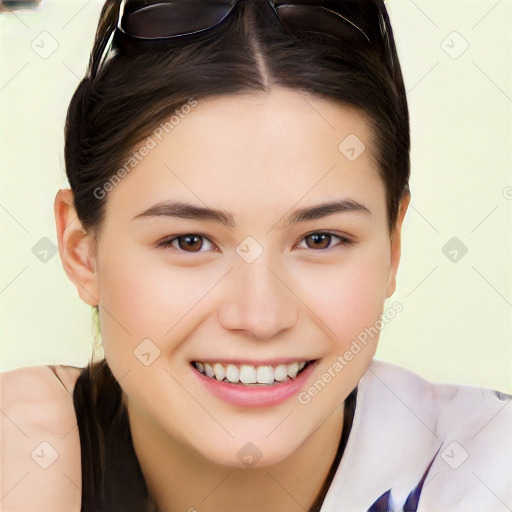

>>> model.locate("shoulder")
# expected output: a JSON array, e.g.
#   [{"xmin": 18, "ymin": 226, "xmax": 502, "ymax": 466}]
[
  {"xmin": 358, "ymin": 360, "xmax": 512, "ymax": 511},
  {"xmin": 0, "ymin": 365, "xmax": 84, "ymax": 511},
  {"xmin": 366, "ymin": 359, "xmax": 512, "ymax": 439}
]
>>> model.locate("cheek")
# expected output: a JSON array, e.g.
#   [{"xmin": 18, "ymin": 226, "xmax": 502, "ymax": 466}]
[
  {"xmin": 296, "ymin": 243, "xmax": 391, "ymax": 346},
  {"xmin": 96, "ymin": 244, "xmax": 221, "ymax": 354}
]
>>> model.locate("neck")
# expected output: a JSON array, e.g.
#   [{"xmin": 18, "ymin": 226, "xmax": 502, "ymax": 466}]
[{"xmin": 125, "ymin": 398, "xmax": 345, "ymax": 512}]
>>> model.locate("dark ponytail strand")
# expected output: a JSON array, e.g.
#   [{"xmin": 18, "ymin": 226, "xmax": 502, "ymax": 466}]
[{"xmin": 73, "ymin": 360, "xmax": 158, "ymax": 511}]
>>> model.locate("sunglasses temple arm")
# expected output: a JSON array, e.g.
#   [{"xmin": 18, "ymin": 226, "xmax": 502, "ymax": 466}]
[{"xmin": 91, "ymin": 0, "xmax": 126, "ymax": 79}]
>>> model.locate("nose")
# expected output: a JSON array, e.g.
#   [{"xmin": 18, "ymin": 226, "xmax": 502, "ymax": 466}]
[{"xmin": 217, "ymin": 257, "xmax": 299, "ymax": 340}]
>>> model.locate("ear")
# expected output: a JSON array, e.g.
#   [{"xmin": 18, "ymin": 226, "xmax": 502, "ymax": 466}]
[
  {"xmin": 54, "ymin": 189, "xmax": 99, "ymax": 306},
  {"xmin": 386, "ymin": 192, "xmax": 410, "ymax": 298}
]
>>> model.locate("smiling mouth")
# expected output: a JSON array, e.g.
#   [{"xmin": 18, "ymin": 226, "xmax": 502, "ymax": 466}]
[{"xmin": 191, "ymin": 360, "xmax": 315, "ymax": 386}]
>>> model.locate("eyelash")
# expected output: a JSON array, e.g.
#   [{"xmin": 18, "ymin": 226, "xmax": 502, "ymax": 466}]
[{"xmin": 156, "ymin": 231, "xmax": 355, "ymax": 253}]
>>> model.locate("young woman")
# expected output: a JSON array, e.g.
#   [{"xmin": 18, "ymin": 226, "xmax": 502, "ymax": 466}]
[{"xmin": 1, "ymin": 1, "xmax": 510, "ymax": 511}]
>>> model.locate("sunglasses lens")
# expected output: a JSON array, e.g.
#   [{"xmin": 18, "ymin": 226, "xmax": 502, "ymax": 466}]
[
  {"xmin": 276, "ymin": 5, "xmax": 371, "ymax": 48},
  {"xmin": 122, "ymin": 0, "xmax": 237, "ymax": 39}
]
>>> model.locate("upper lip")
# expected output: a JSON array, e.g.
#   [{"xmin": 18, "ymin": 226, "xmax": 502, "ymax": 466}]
[{"xmin": 191, "ymin": 358, "xmax": 317, "ymax": 366}]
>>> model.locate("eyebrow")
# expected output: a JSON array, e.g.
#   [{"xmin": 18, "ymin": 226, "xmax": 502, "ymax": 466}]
[{"xmin": 131, "ymin": 198, "xmax": 371, "ymax": 228}]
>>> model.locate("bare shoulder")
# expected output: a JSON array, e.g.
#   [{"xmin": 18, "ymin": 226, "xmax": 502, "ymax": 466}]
[{"xmin": 0, "ymin": 365, "xmax": 83, "ymax": 511}]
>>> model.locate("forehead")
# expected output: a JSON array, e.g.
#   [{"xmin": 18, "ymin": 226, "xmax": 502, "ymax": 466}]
[
  {"xmin": 105, "ymin": 86, "xmax": 385, "ymax": 224},
  {"xmin": 188, "ymin": 87, "xmax": 376, "ymax": 166}
]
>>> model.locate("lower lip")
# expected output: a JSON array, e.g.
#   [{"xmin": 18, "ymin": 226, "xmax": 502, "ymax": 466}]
[{"xmin": 191, "ymin": 361, "xmax": 318, "ymax": 408}]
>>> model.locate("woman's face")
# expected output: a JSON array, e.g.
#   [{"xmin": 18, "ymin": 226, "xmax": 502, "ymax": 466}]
[{"xmin": 74, "ymin": 87, "xmax": 407, "ymax": 467}]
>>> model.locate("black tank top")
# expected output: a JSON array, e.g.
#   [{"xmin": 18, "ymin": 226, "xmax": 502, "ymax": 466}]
[{"xmin": 73, "ymin": 360, "xmax": 357, "ymax": 512}]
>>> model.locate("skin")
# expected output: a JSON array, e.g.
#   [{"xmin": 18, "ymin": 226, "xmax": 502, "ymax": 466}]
[{"xmin": 55, "ymin": 86, "xmax": 409, "ymax": 512}]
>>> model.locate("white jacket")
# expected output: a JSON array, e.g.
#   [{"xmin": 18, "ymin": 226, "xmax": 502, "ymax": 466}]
[{"xmin": 320, "ymin": 359, "xmax": 512, "ymax": 512}]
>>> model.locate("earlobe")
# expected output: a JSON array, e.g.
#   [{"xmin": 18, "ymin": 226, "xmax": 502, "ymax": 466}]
[
  {"xmin": 54, "ymin": 189, "xmax": 99, "ymax": 306},
  {"xmin": 386, "ymin": 192, "xmax": 410, "ymax": 298}
]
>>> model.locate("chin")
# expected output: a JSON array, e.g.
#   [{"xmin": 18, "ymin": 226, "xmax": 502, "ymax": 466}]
[{"xmin": 192, "ymin": 433, "xmax": 299, "ymax": 470}]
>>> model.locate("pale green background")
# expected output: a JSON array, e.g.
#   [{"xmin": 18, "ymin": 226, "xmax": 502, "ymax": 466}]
[{"xmin": 1, "ymin": 0, "xmax": 511, "ymax": 393}]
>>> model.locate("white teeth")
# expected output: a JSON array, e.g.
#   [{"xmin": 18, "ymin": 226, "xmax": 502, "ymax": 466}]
[
  {"xmin": 194, "ymin": 360, "xmax": 311, "ymax": 385},
  {"xmin": 239, "ymin": 365, "xmax": 257, "ymax": 384},
  {"xmin": 213, "ymin": 363, "xmax": 226, "ymax": 381},
  {"xmin": 204, "ymin": 363, "xmax": 214, "ymax": 378},
  {"xmin": 274, "ymin": 364, "xmax": 288, "ymax": 382},
  {"xmin": 225, "ymin": 364, "xmax": 240, "ymax": 383},
  {"xmin": 257, "ymin": 366, "xmax": 274, "ymax": 384},
  {"xmin": 286, "ymin": 362, "xmax": 300, "ymax": 379}
]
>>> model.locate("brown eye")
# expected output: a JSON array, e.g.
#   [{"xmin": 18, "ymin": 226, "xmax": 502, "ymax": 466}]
[
  {"xmin": 305, "ymin": 233, "xmax": 331, "ymax": 250},
  {"xmin": 299, "ymin": 232, "xmax": 353, "ymax": 251},
  {"xmin": 157, "ymin": 234, "xmax": 214, "ymax": 253},
  {"xmin": 177, "ymin": 235, "xmax": 203, "ymax": 252}
]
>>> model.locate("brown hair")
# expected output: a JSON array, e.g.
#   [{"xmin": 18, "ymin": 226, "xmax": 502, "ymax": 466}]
[{"xmin": 69, "ymin": 1, "xmax": 410, "ymax": 510}]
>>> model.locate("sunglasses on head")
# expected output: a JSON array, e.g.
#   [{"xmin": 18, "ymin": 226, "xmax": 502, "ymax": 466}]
[{"xmin": 93, "ymin": 0, "xmax": 395, "ymax": 80}]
